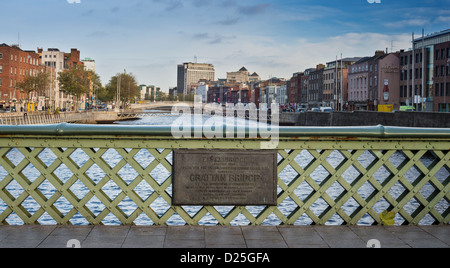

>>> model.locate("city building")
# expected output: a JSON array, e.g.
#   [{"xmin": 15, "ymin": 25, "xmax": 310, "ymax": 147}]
[
  {"xmin": 38, "ymin": 48, "xmax": 66, "ymax": 110},
  {"xmin": 139, "ymin": 85, "xmax": 161, "ymax": 101},
  {"xmin": 207, "ymin": 85, "xmax": 234, "ymax": 104},
  {"xmin": 307, "ymin": 64, "xmax": 325, "ymax": 109},
  {"xmin": 415, "ymin": 29, "xmax": 450, "ymax": 112},
  {"xmin": 196, "ymin": 83, "xmax": 208, "ymax": 103},
  {"xmin": 434, "ymin": 39, "xmax": 450, "ymax": 112},
  {"xmin": 227, "ymin": 67, "xmax": 249, "ymax": 84},
  {"xmin": 348, "ymin": 56, "xmax": 371, "ymax": 110},
  {"xmin": 301, "ymin": 68, "xmax": 315, "ymax": 109},
  {"xmin": 258, "ymin": 77, "xmax": 286, "ymax": 106},
  {"xmin": 398, "ymin": 29, "xmax": 450, "ymax": 112},
  {"xmin": 65, "ymin": 48, "xmax": 83, "ymax": 69},
  {"xmin": 323, "ymin": 57, "xmax": 360, "ymax": 111},
  {"xmin": 226, "ymin": 68, "xmax": 260, "ymax": 93},
  {"xmin": 348, "ymin": 51, "xmax": 401, "ymax": 111},
  {"xmin": 398, "ymin": 45, "xmax": 430, "ymax": 111},
  {"xmin": 82, "ymin": 57, "xmax": 95, "ymax": 72},
  {"xmin": 38, "ymin": 48, "xmax": 84, "ymax": 111},
  {"xmin": 249, "ymin": 72, "xmax": 261, "ymax": 83},
  {"xmin": 277, "ymin": 84, "xmax": 288, "ymax": 105},
  {"xmin": 0, "ymin": 43, "xmax": 42, "ymax": 111},
  {"xmin": 177, "ymin": 62, "xmax": 215, "ymax": 96},
  {"xmin": 370, "ymin": 51, "xmax": 400, "ymax": 111},
  {"xmin": 288, "ymin": 72, "xmax": 303, "ymax": 106}
]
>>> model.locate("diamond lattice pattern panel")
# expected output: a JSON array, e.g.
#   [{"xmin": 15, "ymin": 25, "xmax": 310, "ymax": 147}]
[{"xmin": 0, "ymin": 139, "xmax": 448, "ymax": 226}]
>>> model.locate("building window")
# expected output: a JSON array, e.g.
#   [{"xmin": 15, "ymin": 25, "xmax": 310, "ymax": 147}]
[
  {"xmin": 0, "ymin": 65, "xmax": 2, "ymax": 74},
  {"xmin": 0, "ymin": 78, "xmax": 2, "ymax": 86},
  {"xmin": 0, "ymin": 53, "xmax": 3, "ymax": 60}
]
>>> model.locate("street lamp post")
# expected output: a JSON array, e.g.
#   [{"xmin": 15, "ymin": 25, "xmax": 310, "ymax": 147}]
[{"xmin": 445, "ymin": 59, "xmax": 450, "ymax": 112}]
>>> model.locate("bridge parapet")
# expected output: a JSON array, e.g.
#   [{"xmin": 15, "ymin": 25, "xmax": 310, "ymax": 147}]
[{"xmin": 0, "ymin": 124, "xmax": 448, "ymax": 226}]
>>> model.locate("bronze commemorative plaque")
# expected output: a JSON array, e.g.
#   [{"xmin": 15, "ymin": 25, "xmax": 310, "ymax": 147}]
[{"xmin": 173, "ymin": 149, "xmax": 277, "ymax": 206}]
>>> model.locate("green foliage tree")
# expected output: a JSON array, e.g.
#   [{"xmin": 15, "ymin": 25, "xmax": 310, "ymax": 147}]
[
  {"xmin": 17, "ymin": 71, "xmax": 50, "ymax": 111},
  {"xmin": 58, "ymin": 67, "xmax": 102, "ymax": 110},
  {"xmin": 104, "ymin": 72, "xmax": 140, "ymax": 107},
  {"xmin": 18, "ymin": 71, "xmax": 50, "ymax": 96}
]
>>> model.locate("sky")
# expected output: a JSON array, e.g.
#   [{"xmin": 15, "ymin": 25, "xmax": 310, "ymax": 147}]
[{"xmin": 1, "ymin": 0, "xmax": 450, "ymax": 92}]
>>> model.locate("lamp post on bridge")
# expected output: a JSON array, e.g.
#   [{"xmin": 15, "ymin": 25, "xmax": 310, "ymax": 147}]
[{"xmin": 445, "ymin": 59, "xmax": 450, "ymax": 112}]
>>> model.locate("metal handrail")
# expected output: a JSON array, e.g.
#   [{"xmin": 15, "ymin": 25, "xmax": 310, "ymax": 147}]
[{"xmin": 0, "ymin": 123, "xmax": 449, "ymax": 138}]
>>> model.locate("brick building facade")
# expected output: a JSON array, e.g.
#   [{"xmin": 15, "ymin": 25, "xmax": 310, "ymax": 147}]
[{"xmin": 0, "ymin": 44, "xmax": 42, "ymax": 110}]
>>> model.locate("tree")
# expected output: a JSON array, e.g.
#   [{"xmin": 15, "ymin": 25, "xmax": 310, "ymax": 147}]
[
  {"xmin": 104, "ymin": 72, "xmax": 140, "ymax": 107},
  {"xmin": 58, "ymin": 66, "xmax": 102, "ymax": 110},
  {"xmin": 18, "ymin": 71, "xmax": 50, "ymax": 95},
  {"xmin": 17, "ymin": 71, "xmax": 50, "ymax": 111}
]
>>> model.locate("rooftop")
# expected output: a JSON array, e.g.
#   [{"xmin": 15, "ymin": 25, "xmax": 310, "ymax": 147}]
[{"xmin": 413, "ymin": 28, "xmax": 450, "ymax": 43}]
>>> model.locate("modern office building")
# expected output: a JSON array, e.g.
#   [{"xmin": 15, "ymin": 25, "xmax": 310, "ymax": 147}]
[
  {"xmin": 177, "ymin": 62, "xmax": 215, "ymax": 96},
  {"xmin": 400, "ymin": 29, "xmax": 450, "ymax": 112}
]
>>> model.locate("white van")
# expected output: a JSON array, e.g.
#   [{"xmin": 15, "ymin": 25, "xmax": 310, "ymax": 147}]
[{"xmin": 320, "ymin": 107, "xmax": 333, "ymax": 112}]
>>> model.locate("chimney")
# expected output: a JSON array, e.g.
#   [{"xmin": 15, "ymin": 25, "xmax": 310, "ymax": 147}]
[{"xmin": 374, "ymin": 50, "xmax": 385, "ymax": 57}]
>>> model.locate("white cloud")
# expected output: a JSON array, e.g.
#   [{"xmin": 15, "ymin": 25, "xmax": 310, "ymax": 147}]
[
  {"xmin": 385, "ymin": 19, "xmax": 430, "ymax": 28},
  {"xmin": 289, "ymin": 33, "xmax": 412, "ymax": 70},
  {"xmin": 124, "ymin": 32, "xmax": 413, "ymax": 91},
  {"xmin": 208, "ymin": 32, "xmax": 413, "ymax": 82},
  {"xmin": 435, "ymin": 16, "xmax": 450, "ymax": 23}
]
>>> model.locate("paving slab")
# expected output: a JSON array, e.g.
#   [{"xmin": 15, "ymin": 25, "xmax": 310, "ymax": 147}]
[
  {"xmin": 0, "ymin": 225, "xmax": 448, "ymax": 248},
  {"xmin": 278, "ymin": 226, "xmax": 329, "ymax": 248},
  {"xmin": 204, "ymin": 226, "xmax": 246, "ymax": 248}
]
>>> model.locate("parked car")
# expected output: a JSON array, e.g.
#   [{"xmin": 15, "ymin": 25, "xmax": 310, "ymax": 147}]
[{"xmin": 320, "ymin": 107, "xmax": 334, "ymax": 112}]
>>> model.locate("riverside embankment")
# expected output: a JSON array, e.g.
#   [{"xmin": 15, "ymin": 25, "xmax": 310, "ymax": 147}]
[{"xmin": 0, "ymin": 111, "xmax": 123, "ymax": 125}]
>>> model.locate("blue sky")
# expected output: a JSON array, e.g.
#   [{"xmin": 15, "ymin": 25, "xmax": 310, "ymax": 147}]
[{"xmin": 1, "ymin": 0, "xmax": 449, "ymax": 91}]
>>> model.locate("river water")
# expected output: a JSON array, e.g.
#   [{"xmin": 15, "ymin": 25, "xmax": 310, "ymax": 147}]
[{"xmin": 0, "ymin": 112, "xmax": 448, "ymax": 225}]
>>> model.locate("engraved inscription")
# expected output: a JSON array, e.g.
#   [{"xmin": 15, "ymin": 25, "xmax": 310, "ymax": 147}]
[{"xmin": 173, "ymin": 150, "xmax": 277, "ymax": 206}]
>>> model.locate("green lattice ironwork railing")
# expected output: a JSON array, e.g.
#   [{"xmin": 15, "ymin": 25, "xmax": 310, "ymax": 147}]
[{"xmin": 0, "ymin": 124, "xmax": 448, "ymax": 226}]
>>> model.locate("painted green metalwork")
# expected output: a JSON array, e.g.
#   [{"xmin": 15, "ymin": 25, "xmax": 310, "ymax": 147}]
[{"xmin": 0, "ymin": 124, "xmax": 448, "ymax": 226}]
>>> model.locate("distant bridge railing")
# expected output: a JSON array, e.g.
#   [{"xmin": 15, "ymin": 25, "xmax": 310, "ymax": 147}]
[{"xmin": 0, "ymin": 124, "xmax": 448, "ymax": 226}]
